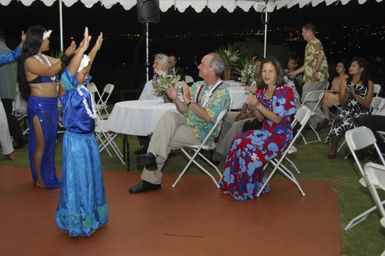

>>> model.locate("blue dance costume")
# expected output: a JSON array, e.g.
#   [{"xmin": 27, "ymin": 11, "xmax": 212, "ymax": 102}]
[
  {"xmin": 56, "ymin": 68, "xmax": 108, "ymax": 237},
  {"xmin": 28, "ymin": 96, "xmax": 60, "ymax": 189}
]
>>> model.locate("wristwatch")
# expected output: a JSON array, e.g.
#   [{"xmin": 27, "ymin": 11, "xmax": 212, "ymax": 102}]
[{"xmin": 257, "ymin": 104, "xmax": 264, "ymax": 111}]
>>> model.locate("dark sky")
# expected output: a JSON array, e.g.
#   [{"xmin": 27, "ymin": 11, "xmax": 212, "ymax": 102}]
[
  {"xmin": 1, "ymin": 0, "xmax": 384, "ymax": 94},
  {"xmin": 1, "ymin": 0, "xmax": 384, "ymax": 38}
]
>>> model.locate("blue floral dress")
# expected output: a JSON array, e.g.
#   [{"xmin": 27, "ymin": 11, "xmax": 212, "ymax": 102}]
[{"xmin": 220, "ymin": 85, "xmax": 297, "ymax": 200}]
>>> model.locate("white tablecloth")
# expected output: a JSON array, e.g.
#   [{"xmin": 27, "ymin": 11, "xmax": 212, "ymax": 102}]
[
  {"xmin": 106, "ymin": 100, "xmax": 177, "ymax": 136},
  {"xmin": 227, "ymin": 86, "xmax": 249, "ymax": 110}
]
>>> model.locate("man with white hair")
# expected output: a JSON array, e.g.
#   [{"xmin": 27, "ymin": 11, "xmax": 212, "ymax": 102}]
[
  {"xmin": 129, "ymin": 52, "xmax": 230, "ymax": 194},
  {"xmin": 138, "ymin": 53, "xmax": 170, "ymax": 100}
]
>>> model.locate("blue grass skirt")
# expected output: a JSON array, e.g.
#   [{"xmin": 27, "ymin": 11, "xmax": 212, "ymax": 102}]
[{"xmin": 56, "ymin": 131, "xmax": 108, "ymax": 237}]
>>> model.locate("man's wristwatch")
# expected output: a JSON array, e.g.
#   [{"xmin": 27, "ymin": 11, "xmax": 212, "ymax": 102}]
[{"xmin": 257, "ymin": 104, "xmax": 264, "ymax": 111}]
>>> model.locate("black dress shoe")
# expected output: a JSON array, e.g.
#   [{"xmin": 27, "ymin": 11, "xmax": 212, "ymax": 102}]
[
  {"xmin": 134, "ymin": 145, "xmax": 148, "ymax": 155},
  {"xmin": 129, "ymin": 180, "xmax": 161, "ymax": 194},
  {"xmin": 136, "ymin": 153, "xmax": 157, "ymax": 170}
]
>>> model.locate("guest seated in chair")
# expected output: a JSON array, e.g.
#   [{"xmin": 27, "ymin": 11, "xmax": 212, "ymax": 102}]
[
  {"xmin": 220, "ymin": 56, "xmax": 297, "ymax": 200},
  {"xmin": 326, "ymin": 57, "xmax": 374, "ymax": 159},
  {"xmin": 210, "ymin": 59, "xmax": 264, "ymax": 164},
  {"xmin": 318, "ymin": 61, "xmax": 348, "ymax": 129},
  {"xmin": 129, "ymin": 52, "xmax": 230, "ymax": 194},
  {"xmin": 138, "ymin": 53, "xmax": 170, "ymax": 101},
  {"xmin": 136, "ymin": 53, "xmax": 171, "ymax": 154}
]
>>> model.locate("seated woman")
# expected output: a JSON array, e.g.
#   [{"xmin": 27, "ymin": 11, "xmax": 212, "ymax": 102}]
[
  {"xmin": 220, "ymin": 56, "xmax": 297, "ymax": 200},
  {"xmin": 318, "ymin": 61, "xmax": 348, "ymax": 128},
  {"xmin": 138, "ymin": 53, "xmax": 170, "ymax": 100},
  {"xmin": 327, "ymin": 57, "xmax": 374, "ymax": 159},
  {"xmin": 18, "ymin": 25, "xmax": 76, "ymax": 189},
  {"xmin": 136, "ymin": 53, "xmax": 171, "ymax": 154}
]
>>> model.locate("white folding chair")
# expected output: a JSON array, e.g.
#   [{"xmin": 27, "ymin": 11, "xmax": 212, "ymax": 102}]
[
  {"xmin": 300, "ymin": 90, "xmax": 325, "ymax": 144},
  {"xmin": 184, "ymin": 75, "xmax": 194, "ymax": 85},
  {"xmin": 374, "ymin": 83, "xmax": 381, "ymax": 97},
  {"xmin": 96, "ymin": 83, "xmax": 115, "ymax": 119},
  {"xmin": 172, "ymin": 109, "xmax": 228, "ymax": 188},
  {"xmin": 344, "ymin": 126, "xmax": 385, "ymax": 230},
  {"xmin": 87, "ymin": 83, "xmax": 101, "ymax": 103},
  {"xmin": 256, "ymin": 105, "xmax": 313, "ymax": 197},
  {"xmin": 337, "ymin": 97, "xmax": 385, "ymax": 156},
  {"xmin": 94, "ymin": 114, "xmax": 125, "ymax": 165}
]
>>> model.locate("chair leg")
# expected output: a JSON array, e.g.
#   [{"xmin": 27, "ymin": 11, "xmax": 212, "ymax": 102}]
[
  {"xmin": 285, "ymin": 156, "xmax": 300, "ymax": 174},
  {"xmin": 345, "ymin": 203, "xmax": 385, "ymax": 230},
  {"xmin": 172, "ymin": 148, "xmax": 221, "ymax": 188}
]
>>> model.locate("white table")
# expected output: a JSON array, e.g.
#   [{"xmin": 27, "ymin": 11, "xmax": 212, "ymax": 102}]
[
  {"xmin": 227, "ymin": 85, "xmax": 249, "ymax": 110},
  {"xmin": 106, "ymin": 100, "xmax": 177, "ymax": 136}
]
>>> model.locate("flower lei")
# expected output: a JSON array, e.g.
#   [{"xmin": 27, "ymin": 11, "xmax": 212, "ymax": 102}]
[
  {"xmin": 77, "ymin": 85, "xmax": 97, "ymax": 119},
  {"xmin": 33, "ymin": 54, "xmax": 56, "ymax": 81}
]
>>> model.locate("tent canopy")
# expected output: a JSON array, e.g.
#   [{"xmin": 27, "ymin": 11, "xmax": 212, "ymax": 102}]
[{"xmin": 0, "ymin": 0, "xmax": 382, "ymax": 12}]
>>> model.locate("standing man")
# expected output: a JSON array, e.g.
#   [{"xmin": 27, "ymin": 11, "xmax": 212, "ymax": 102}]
[
  {"xmin": 129, "ymin": 52, "xmax": 230, "ymax": 193},
  {"xmin": 288, "ymin": 23, "xmax": 329, "ymax": 129},
  {"xmin": 0, "ymin": 31, "xmax": 26, "ymax": 148}
]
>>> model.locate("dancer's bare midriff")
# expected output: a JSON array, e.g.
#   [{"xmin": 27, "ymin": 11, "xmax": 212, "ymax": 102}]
[{"xmin": 30, "ymin": 82, "xmax": 60, "ymax": 97}]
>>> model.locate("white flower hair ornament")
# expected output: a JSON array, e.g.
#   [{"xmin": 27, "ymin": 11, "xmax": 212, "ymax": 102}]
[
  {"xmin": 43, "ymin": 30, "xmax": 52, "ymax": 40},
  {"xmin": 78, "ymin": 55, "xmax": 90, "ymax": 72}
]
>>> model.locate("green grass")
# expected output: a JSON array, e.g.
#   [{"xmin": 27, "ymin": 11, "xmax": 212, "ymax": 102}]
[{"xmin": 1, "ymin": 128, "xmax": 384, "ymax": 255}]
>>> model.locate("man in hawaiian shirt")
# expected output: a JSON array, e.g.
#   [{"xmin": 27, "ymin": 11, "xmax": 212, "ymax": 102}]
[
  {"xmin": 288, "ymin": 23, "xmax": 329, "ymax": 129},
  {"xmin": 129, "ymin": 52, "xmax": 230, "ymax": 194}
]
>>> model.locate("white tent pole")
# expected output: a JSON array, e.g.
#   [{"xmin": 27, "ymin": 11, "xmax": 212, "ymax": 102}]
[
  {"xmin": 59, "ymin": 0, "xmax": 63, "ymax": 52},
  {"xmin": 263, "ymin": 6, "xmax": 268, "ymax": 58},
  {"xmin": 145, "ymin": 22, "xmax": 149, "ymax": 82}
]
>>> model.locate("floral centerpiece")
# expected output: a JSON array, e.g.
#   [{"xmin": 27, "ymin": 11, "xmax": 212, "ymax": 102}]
[
  {"xmin": 237, "ymin": 60, "xmax": 256, "ymax": 86},
  {"xmin": 217, "ymin": 45, "xmax": 240, "ymax": 80},
  {"xmin": 152, "ymin": 70, "xmax": 182, "ymax": 102}
]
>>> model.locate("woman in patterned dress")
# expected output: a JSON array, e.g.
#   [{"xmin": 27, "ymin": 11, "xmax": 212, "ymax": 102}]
[
  {"xmin": 220, "ymin": 57, "xmax": 297, "ymax": 200},
  {"xmin": 327, "ymin": 57, "xmax": 374, "ymax": 159}
]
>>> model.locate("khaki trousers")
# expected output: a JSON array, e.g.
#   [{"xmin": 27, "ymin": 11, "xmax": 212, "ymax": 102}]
[{"xmin": 141, "ymin": 111, "xmax": 201, "ymax": 184}]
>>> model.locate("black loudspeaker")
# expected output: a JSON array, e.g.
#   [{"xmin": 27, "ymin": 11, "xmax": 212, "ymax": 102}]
[{"xmin": 137, "ymin": 0, "xmax": 160, "ymax": 23}]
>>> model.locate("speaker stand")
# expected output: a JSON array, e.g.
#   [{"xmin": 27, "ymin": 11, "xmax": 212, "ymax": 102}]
[{"xmin": 145, "ymin": 22, "xmax": 150, "ymax": 82}]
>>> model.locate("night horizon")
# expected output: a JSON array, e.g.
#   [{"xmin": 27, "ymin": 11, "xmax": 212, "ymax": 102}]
[{"xmin": 1, "ymin": 0, "xmax": 384, "ymax": 99}]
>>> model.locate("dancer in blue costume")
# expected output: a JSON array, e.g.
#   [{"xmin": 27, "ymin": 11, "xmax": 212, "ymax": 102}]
[
  {"xmin": 18, "ymin": 25, "xmax": 76, "ymax": 189},
  {"xmin": 56, "ymin": 28, "xmax": 108, "ymax": 237}
]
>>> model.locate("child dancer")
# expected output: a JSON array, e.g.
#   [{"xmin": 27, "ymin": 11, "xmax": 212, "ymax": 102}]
[{"xmin": 55, "ymin": 28, "xmax": 108, "ymax": 237}]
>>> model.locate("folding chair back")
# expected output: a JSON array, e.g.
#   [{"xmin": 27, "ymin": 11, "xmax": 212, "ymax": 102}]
[
  {"xmin": 371, "ymin": 96, "xmax": 385, "ymax": 115},
  {"xmin": 87, "ymin": 83, "xmax": 101, "ymax": 102},
  {"xmin": 172, "ymin": 109, "xmax": 228, "ymax": 188},
  {"xmin": 345, "ymin": 126, "xmax": 385, "ymax": 176},
  {"xmin": 364, "ymin": 162, "xmax": 385, "ymax": 227},
  {"xmin": 374, "ymin": 83, "xmax": 381, "ymax": 97},
  {"xmin": 302, "ymin": 90, "xmax": 325, "ymax": 111},
  {"xmin": 96, "ymin": 83, "xmax": 115, "ymax": 118},
  {"xmin": 300, "ymin": 90, "xmax": 325, "ymax": 144},
  {"xmin": 257, "ymin": 105, "xmax": 312, "ymax": 197}
]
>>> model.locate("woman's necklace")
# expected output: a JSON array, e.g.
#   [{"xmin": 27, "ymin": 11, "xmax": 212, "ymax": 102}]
[
  {"xmin": 33, "ymin": 54, "xmax": 56, "ymax": 81},
  {"xmin": 264, "ymin": 85, "xmax": 276, "ymax": 99},
  {"xmin": 77, "ymin": 85, "xmax": 97, "ymax": 119}
]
